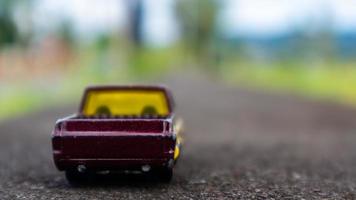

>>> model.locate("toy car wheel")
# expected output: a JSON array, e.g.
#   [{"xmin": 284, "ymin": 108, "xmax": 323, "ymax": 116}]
[
  {"xmin": 65, "ymin": 170, "xmax": 87, "ymax": 186},
  {"xmin": 155, "ymin": 167, "xmax": 173, "ymax": 182}
]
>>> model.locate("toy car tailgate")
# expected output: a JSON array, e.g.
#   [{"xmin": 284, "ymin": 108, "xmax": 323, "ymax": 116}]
[{"xmin": 58, "ymin": 119, "xmax": 174, "ymax": 159}]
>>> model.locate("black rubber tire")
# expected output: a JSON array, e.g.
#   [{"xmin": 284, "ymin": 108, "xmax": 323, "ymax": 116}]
[
  {"xmin": 156, "ymin": 168, "xmax": 173, "ymax": 182},
  {"xmin": 65, "ymin": 170, "xmax": 87, "ymax": 186}
]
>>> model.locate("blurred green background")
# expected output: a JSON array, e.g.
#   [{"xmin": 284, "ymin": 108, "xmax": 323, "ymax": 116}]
[{"xmin": 1, "ymin": 0, "xmax": 356, "ymax": 120}]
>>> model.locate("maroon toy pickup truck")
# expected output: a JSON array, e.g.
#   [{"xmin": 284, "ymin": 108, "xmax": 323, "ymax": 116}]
[{"xmin": 52, "ymin": 86, "xmax": 183, "ymax": 183}]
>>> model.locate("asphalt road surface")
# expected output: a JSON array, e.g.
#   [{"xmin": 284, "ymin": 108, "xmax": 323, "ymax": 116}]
[{"xmin": 1, "ymin": 73, "xmax": 356, "ymax": 199}]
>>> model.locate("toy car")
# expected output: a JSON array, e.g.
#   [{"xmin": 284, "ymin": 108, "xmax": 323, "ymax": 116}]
[{"xmin": 52, "ymin": 86, "xmax": 183, "ymax": 183}]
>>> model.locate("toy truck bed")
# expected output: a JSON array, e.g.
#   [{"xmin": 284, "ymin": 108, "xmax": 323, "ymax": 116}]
[{"xmin": 52, "ymin": 115, "xmax": 176, "ymax": 171}]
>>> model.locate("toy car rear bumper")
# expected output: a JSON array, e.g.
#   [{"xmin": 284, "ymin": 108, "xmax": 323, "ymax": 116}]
[{"xmin": 54, "ymin": 158, "xmax": 173, "ymax": 171}]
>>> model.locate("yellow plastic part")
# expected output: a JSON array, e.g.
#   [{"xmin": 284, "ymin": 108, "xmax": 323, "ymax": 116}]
[
  {"xmin": 82, "ymin": 90, "xmax": 170, "ymax": 116},
  {"xmin": 173, "ymin": 118, "xmax": 184, "ymax": 161},
  {"xmin": 174, "ymin": 145, "xmax": 180, "ymax": 160}
]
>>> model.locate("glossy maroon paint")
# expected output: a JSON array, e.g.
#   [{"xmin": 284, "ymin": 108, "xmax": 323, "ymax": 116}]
[{"xmin": 52, "ymin": 86, "xmax": 176, "ymax": 172}]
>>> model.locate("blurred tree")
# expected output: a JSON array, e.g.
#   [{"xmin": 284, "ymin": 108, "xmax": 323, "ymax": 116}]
[
  {"xmin": 125, "ymin": 0, "xmax": 144, "ymax": 47},
  {"xmin": 96, "ymin": 34, "xmax": 111, "ymax": 52},
  {"xmin": 316, "ymin": 23, "xmax": 336, "ymax": 62},
  {"xmin": 0, "ymin": 14, "xmax": 18, "ymax": 46},
  {"xmin": 123, "ymin": 0, "xmax": 146, "ymax": 74},
  {"xmin": 94, "ymin": 33, "xmax": 111, "ymax": 78},
  {"xmin": 0, "ymin": 0, "xmax": 19, "ymax": 47},
  {"xmin": 15, "ymin": 0, "xmax": 36, "ymax": 47},
  {"xmin": 0, "ymin": 0, "xmax": 37, "ymax": 47},
  {"xmin": 292, "ymin": 9, "xmax": 336, "ymax": 65},
  {"xmin": 57, "ymin": 19, "xmax": 76, "ymax": 48},
  {"xmin": 175, "ymin": 0, "xmax": 219, "ymax": 66}
]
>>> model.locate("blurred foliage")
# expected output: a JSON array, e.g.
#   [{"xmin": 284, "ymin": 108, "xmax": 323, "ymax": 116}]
[
  {"xmin": 95, "ymin": 34, "xmax": 111, "ymax": 51},
  {"xmin": 0, "ymin": 0, "xmax": 19, "ymax": 46},
  {"xmin": 128, "ymin": 45, "xmax": 183, "ymax": 78},
  {"xmin": 1, "ymin": 0, "xmax": 356, "ymax": 120},
  {"xmin": 175, "ymin": 0, "xmax": 219, "ymax": 67},
  {"xmin": 0, "ymin": 15, "xmax": 18, "ymax": 46},
  {"xmin": 222, "ymin": 60, "xmax": 356, "ymax": 106},
  {"xmin": 0, "ymin": 37, "xmax": 183, "ymax": 120},
  {"xmin": 57, "ymin": 19, "xmax": 76, "ymax": 47},
  {"xmin": 125, "ymin": 0, "xmax": 144, "ymax": 47}
]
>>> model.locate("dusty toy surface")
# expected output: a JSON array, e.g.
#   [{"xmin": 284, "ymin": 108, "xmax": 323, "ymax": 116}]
[{"xmin": 52, "ymin": 86, "xmax": 183, "ymax": 184}]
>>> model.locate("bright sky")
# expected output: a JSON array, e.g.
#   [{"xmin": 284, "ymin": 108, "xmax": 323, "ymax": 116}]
[
  {"xmin": 143, "ymin": 0, "xmax": 179, "ymax": 46},
  {"xmin": 34, "ymin": 0, "xmax": 356, "ymax": 44},
  {"xmin": 34, "ymin": 0, "xmax": 126, "ymax": 40},
  {"xmin": 222, "ymin": 0, "xmax": 356, "ymax": 37}
]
